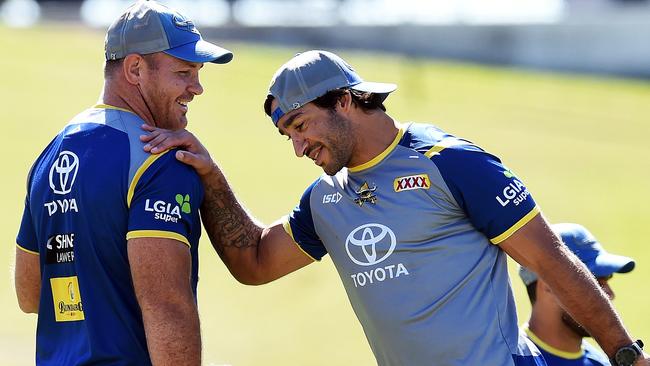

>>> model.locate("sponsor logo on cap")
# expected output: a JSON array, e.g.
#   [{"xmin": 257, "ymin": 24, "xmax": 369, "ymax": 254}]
[{"xmin": 172, "ymin": 14, "xmax": 198, "ymax": 33}]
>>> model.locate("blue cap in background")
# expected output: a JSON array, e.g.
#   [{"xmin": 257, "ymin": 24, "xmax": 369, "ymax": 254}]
[{"xmin": 519, "ymin": 223, "xmax": 635, "ymax": 286}]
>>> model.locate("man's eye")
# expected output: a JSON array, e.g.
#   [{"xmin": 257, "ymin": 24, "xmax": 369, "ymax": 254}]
[
  {"xmin": 296, "ymin": 123, "xmax": 305, "ymax": 131},
  {"xmin": 177, "ymin": 71, "xmax": 190, "ymax": 76}
]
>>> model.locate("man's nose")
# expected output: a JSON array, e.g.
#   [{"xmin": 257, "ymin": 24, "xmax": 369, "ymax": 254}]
[
  {"xmin": 189, "ymin": 76, "xmax": 203, "ymax": 96},
  {"xmin": 292, "ymin": 137, "xmax": 307, "ymax": 158}
]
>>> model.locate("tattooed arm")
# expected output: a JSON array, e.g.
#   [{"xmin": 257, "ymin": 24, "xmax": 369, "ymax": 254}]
[
  {"xmin": 141, "ymin": 126, "xmax": 313, "ymax": 284},
  {"xmin": 199, "ymin": 164, "xmax": 313, "ymax": 284}
]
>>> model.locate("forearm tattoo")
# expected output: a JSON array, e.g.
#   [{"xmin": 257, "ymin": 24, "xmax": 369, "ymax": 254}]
[{"xmin": 200, "ymin": 168, "xmax": 262, "ymax": 255}]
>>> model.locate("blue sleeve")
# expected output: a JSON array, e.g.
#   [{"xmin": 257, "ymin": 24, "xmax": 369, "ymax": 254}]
[
  {"xmin": 127, "ymin": 151, "xmax": 203, "ymax": 247},
  {"xmin": 432, "ymin": 144, "xmax": 539, "ymax": 244},
  {"xmin": 284, "ymin": 179, "xmax": 327, "ymax": 261},
  {"xmin": 17, "ymin": 196, "xmax": 39, "ymax": 253}
]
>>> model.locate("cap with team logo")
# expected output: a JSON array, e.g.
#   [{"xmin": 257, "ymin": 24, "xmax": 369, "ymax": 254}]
[
  {"xmin": 267, "ymin": 50, "xmax": 397, "ymax": 126},
  {"xmin": 519, "ymin": 223, "xmax": 635, "ymax": 286},
  {"xmin": 104, "ymin": 0, "xmax": 233, "ymax": 64}
]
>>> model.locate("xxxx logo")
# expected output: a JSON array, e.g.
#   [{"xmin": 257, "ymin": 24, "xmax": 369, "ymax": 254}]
[
  {"xmin": 175, "ymin": 194, "xmax": 191, "ymax": 214},
  {"xmin": 393, "ymin": 174, "xmax": 431, "ymax": 192}
]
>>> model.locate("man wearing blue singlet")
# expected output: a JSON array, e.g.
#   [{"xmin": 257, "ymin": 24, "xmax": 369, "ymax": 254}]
[
  {"xmin": 520, "ymin": 223, "xmax": 637, "ymax": 366},
  {"xmin": 14, "ymin": 1, "xmax": 232, "ymax": 365}
]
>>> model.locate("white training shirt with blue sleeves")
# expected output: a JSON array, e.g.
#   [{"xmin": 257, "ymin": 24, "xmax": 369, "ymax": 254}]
[{"xmin": 283, "ymin": 122, "xmax": 546, "ymax": 366}]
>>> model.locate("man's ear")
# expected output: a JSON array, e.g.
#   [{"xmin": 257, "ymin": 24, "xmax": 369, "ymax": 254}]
[
  {"xmin": 123, "ymin": 54, "xmax": 144, "ymax": 86},
  {"xmin": 337, "ymin": 90, "xmax": 353, "ymax": 113}
]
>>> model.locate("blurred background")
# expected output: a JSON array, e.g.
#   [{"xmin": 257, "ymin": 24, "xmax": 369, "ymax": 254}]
[{"xmin": 1, "ymin": 0, "xmax": 648, "ymax": 365}]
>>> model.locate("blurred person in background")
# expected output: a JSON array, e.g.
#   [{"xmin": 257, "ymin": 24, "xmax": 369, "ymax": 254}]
[
  {"xmin": 520, "ymin": 223, "xmax": 638, "ymax": 366},
  {"xmin": 141, "ymin": 50, "xmax": 648, "ymax": 366},
  {"xmin": 14, "ymin": 1, "xmax": 232, "ymax": 365}
]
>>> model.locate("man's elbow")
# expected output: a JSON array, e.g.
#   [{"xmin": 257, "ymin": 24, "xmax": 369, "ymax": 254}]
[
  {"xmin": 17, "ymin": 298, "xmax": 38, "ymax": 314},
  {"xmin": 232, "ymin": 270, "xmax": 276, "ymax": 286}
]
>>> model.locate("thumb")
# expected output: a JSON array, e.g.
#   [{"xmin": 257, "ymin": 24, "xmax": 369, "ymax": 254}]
[
  {"xmin": 176, "ymin": 150, "xmax": 196, "ymax": 164},
  {"xmin": 176, "ymin": 150, "xmax": 211, "ymax": 173}
]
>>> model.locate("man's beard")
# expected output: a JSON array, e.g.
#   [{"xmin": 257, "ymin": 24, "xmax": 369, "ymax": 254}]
[
  {"xmin": 561, "ymin": 311, "xmax": 591, "ymax": 338},
  {"xmin": 320, "ymin": 111, "xmax": 354, "ymax": 176}
]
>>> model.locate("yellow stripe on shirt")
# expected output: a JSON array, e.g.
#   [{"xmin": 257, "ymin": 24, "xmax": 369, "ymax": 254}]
[
  {"xmin": 93, "ymin": 104, "xmax": 136, "ymax": 114},
  {"xmin": 349, "ymin": 127, "xmax": 404, "ymax": 173},
  {"xmin": 126, "ymin": 230, "xmax": 190, "ymax": 248},
  {"xmin": 282, "ymin": 218, "xmax": 318, "ymax": 262},
  {"xmin": 424, "ymin": 137, "xmax": 468, "ymax": 158},
  {"xmin": 490, "ymin": 206, "xmax": 541, "ymax": 244},
  {"xmin": 16, "ymin": 244, "xmax": 39, "ymax": 255},
  {"xmin": 127, "ymin": 151, "xmax": 169, "ymax": 208}
]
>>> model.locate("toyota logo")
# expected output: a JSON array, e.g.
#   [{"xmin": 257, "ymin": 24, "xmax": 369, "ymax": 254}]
[
  {"xmin": 49, "ymin": 151, "xmax": 79, "ymax": 195},
  {"xmin": 345, "ymin": 223, "xmax": 396, "ymax": 266}
]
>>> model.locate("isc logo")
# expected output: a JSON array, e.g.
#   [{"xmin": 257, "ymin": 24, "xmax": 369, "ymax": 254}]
[{"xmin": 322, "ymin": 192, "xmax": 342, "ymax": 204}]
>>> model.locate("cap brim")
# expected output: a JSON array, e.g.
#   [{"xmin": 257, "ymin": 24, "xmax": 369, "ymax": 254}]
[
  {"xmin": 164, "ymin": 39, "xmax": 233, "ymax": 64},
  {"xmin": 351, "ymin": 81, "xmax": 397, "ymax": 94},
  {"xmin": 587, "ymin": 253, "xmax": 635, "ymax": 277}
]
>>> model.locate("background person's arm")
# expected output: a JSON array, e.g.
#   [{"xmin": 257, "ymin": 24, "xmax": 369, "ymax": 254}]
[
  {"xmin": 128, "ymin": 237, "xmax": 201, "ymax": 366},
  {"xmin": 501, "ymin": 214, "xmax": 648, "ymax": 363},
  {"xmin": 14, "ymin": 247, "xmax": 40, "ymax": 313}
]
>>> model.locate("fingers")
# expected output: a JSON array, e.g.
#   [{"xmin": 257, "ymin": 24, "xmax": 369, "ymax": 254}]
[
  {"xmin": 139, "ymin": 124, "xmax": 179, "ymax": 154},
  {"xmin": 140, "ymin": 124, "xmax": 160, "ymax": 143},
  {"xmin": 176, "ymin": 151, "xmax": 214, "ymax": 177},
  {"xmin": 141, "ymin": 124, "xmax": 156, "ymax": 132},
  {"xmin": 144, "ymin": 133, "xmax": 171, "ymax": 154}
]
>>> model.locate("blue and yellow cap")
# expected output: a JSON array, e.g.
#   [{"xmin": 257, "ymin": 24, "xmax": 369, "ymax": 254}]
[
  {"xmin": 267, "ymin": 50, "xmax": 396, "ymax": 126},
  {"xmin": 104, "ymin": 0, "xmax": 233, "ymax": 64},
  {"xmin": 519, "ymin": 223, "xmax": 635, "ymax": 285}
]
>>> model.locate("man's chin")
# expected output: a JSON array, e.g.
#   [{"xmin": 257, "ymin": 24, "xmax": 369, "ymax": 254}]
[{"xmin": 561, "ymin": 313, "xmax": 591, "ymax": 338}]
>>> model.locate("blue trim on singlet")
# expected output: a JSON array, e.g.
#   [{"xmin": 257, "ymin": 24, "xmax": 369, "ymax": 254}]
[{"xmin": 287, "ymin": 178, "xmax": 327, "ymax": 260}]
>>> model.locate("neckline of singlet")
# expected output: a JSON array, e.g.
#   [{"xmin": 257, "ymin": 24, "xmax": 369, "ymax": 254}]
[
  {"xmin": 524, "ymin": 325, "xmax": 585, "ymax": 359},
  {"xmin": 348, "ymin": 123, "xmax": 407, "ymax": 173},
  {"xmin": 93, "ymin": 103, "xmax": 136, "ymax": 114}
]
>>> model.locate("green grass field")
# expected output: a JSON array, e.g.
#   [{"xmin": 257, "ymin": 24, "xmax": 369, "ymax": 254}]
[{"xmin": 1, "ymin": 25, "xmax": 648, "ymax": 365}]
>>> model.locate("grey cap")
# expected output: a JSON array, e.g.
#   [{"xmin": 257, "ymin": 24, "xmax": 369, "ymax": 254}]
[
  {"xmin": 519, "ymin": 223, "xmax": 635, "ymax": 286},
  {"xmin": 267, "ymin": 50, "xmax": 397, "ymax": 126},
  {"xmin": 104, "ymin": 0, "xmax": 232, "ymax": 64}
]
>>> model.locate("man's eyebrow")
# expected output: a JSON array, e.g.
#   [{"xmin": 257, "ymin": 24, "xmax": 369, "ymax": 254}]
[
  {"xmin": 180, "ymin": 59, "xmax": 203, "ymax": 69},
  {"xmin": 280, "ymin": 112, "xmax": 302, "ymax": 131}
]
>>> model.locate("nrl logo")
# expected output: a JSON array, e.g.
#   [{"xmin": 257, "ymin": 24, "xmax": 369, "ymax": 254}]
[{"xmin": 354, "ymin": 182, "xmax": 377, "ymax": 206}]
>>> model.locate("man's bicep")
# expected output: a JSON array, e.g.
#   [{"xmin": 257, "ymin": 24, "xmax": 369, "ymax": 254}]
[
  {"xmin": 15, "ymin": 246, "xmax": 41, "ymax": 313},
  {"xmin": 498, "ymin": 213, "xmax": 565, "ymax": 271},
  {"xmin": 256, "ymin": 222, "xmax": 315, "ymax": 283},
  {"xmin": 127, "ymin": 237, "xmax": 193, "ymax": 304}
]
